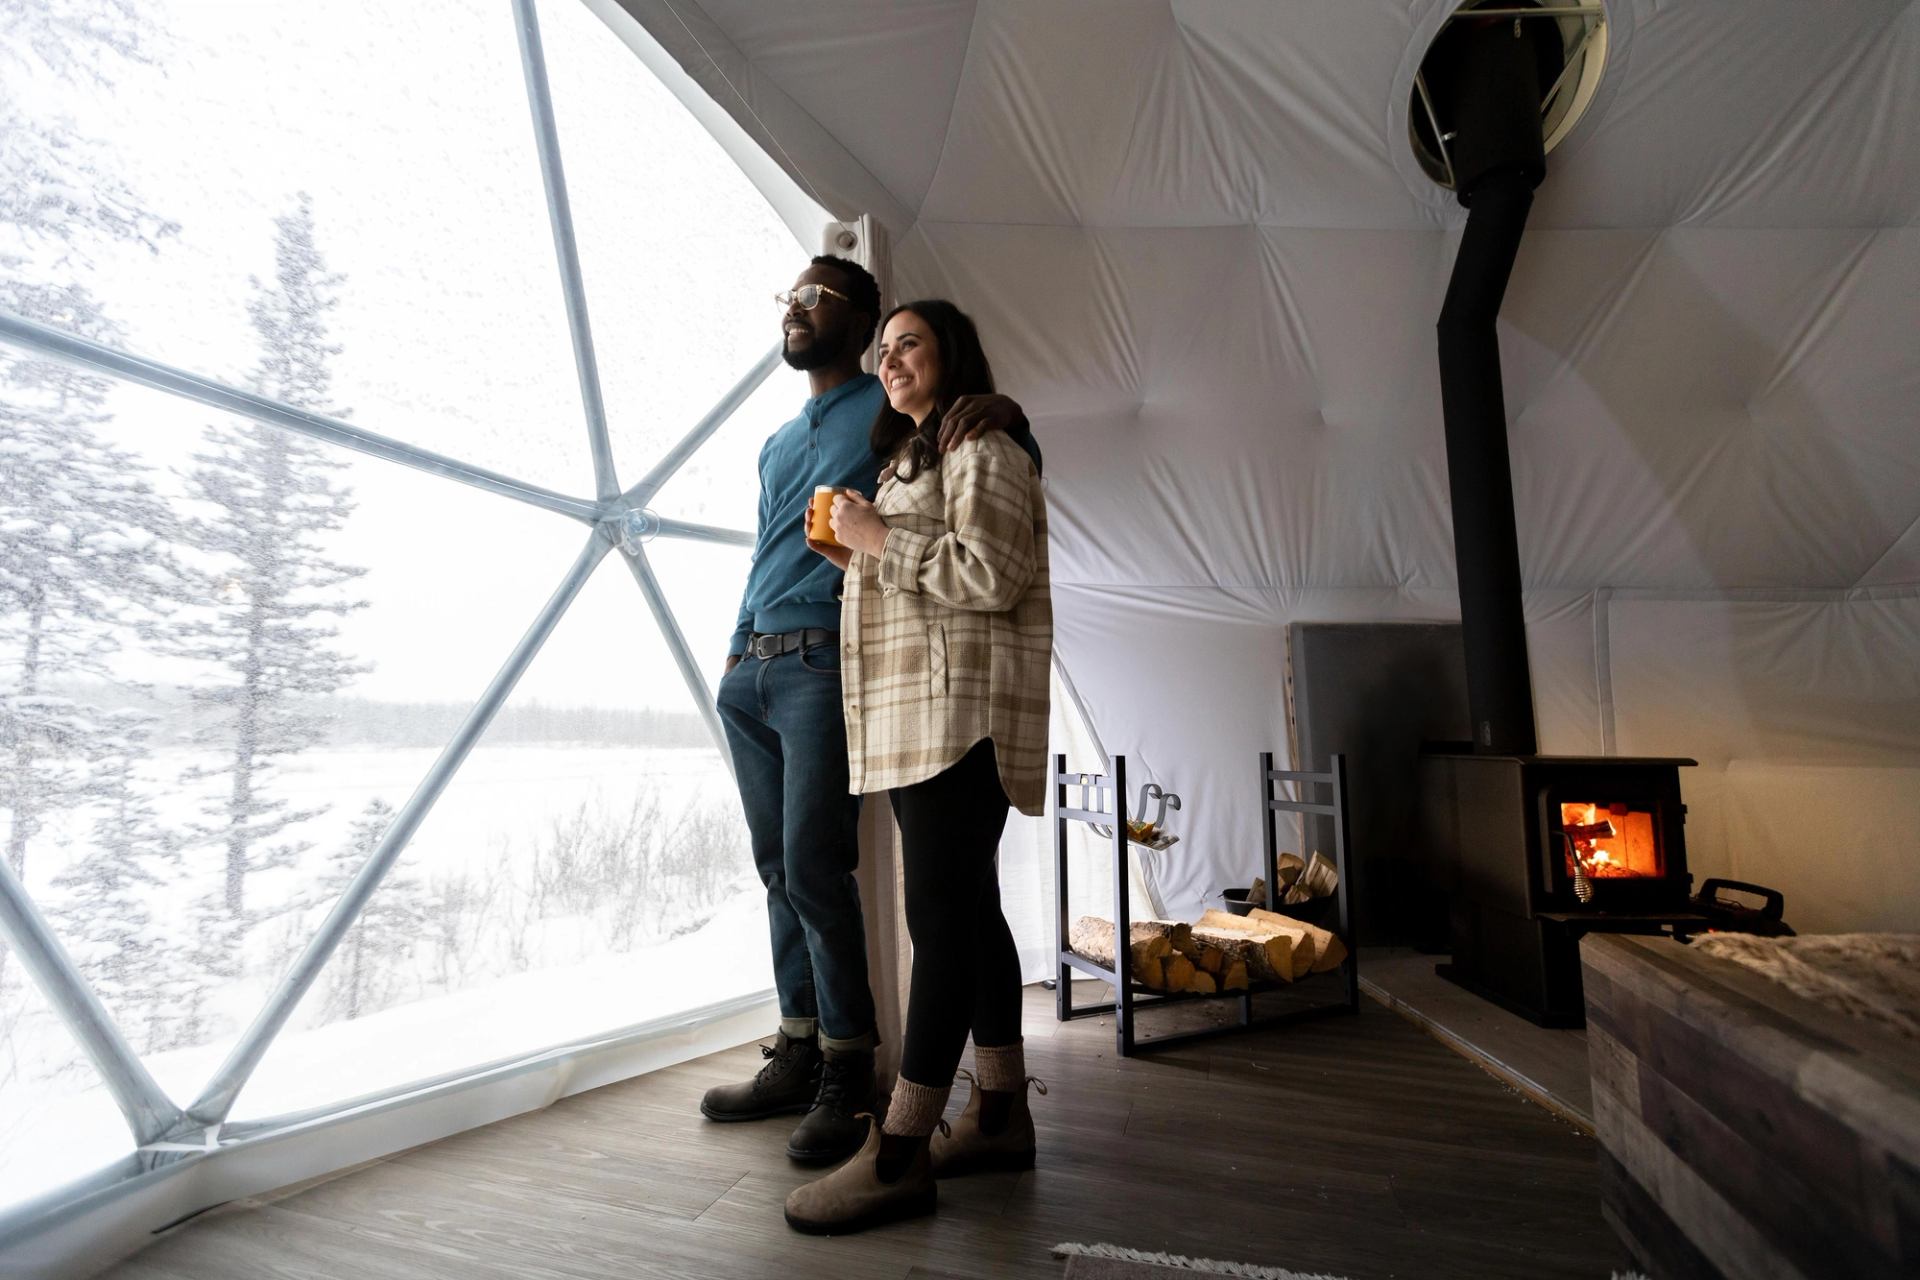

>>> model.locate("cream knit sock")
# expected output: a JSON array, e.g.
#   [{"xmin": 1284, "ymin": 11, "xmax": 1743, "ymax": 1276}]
[
  {"xmin": 882, "ymin": 1077, "xmax": 952, "ymax": 1137},
  {"xmin": 972, "ymin": 1039, "xmax": 1026, "ymax": 1093}
]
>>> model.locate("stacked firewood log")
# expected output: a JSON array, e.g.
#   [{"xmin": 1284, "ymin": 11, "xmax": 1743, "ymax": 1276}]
[
  {"xmin": 1068, "ymin": 851, "xmax": 1345, "ymax": 993},
  {"xmin": 1068, "ymin": 905, "xmax": 1347, "ymax": 994}
]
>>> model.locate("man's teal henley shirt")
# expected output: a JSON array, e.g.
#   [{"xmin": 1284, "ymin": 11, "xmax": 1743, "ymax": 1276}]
[{"xmin": 729, "ymin": 373, "xmax": 1040, "ymax": 657}]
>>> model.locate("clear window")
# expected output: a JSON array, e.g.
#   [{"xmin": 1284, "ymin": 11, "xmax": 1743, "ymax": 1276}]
[{"xmin": 2, "ymin": 0, "xmax": 817, "ymax": 1212}]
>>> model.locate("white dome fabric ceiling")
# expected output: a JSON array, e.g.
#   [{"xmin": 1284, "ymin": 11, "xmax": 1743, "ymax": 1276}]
[{"xmin": 606, "ymin": 0, "xmax": 1920, "ymax": 932}]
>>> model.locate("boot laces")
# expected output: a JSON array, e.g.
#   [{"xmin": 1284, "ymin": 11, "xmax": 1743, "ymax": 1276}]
[
  {"xmin": 755, "ymin": 1037, "xmax": 809, "ymax": 1086},
  {"xmin": 813, "ymin": 1053, "xmax": 861, "ymax": 1114}
]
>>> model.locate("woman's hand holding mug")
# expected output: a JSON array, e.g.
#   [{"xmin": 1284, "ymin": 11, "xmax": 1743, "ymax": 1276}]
[
  {"xmin": 803, "ymin": 494, "xmax": 854, "ymax": 569},
  {"xmin": 829, "ymin": 489, "xmax": 890, "ymax": 558}
]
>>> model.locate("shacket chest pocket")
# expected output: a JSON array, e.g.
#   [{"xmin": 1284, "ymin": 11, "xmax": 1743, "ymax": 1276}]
[
  {"xmin": 875, "ymin": 471, "xmax": 947, "ymax": 595},
  {"xmin": 876, "ymin": 465, "xmax": 945, "ymax": 521}
]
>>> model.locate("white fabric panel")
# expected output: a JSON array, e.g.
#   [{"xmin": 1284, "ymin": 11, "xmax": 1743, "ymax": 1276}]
[
  {"xmin": 1714, "ymin": 763, "xmax": 1920, "ymax": 935},
  {"xmin": 1052, "ymin": 582, "xmax": 1293, "ymax": 919},
  {"xmin": 905, "ymin": 223, "xmax": 1920, "ymax": 593},
  {"xmin": 605, "ymin": 0, "xmax": 913, "ymax": 230},
  {"xmin": 1606, "ymin": 591, "xmax": 1920, "ymax": 934},
  {"xmin": 1860, "ymin": 517, "xmax": 1920, "ymax": 589},
  {"xmin": 702, "ymin": 0, "xmax": 1920, "ymax": 232},
  {"xmin": 1501, "ymin": 228, "xmax": 1920, "ymax": 587},
  {"xmin": 697, "ymin": 0, "xmax": 976, "ymax": 214},
  {"xmin": 1530, "ymin": 590, "xmax": 1606, "ymax": 755},
  {"xmin": 1529, "ymin": 0, "xmax": 1920, "ymax": 229},
  {"xmin": 903, "ymin": 222, "xmax": 1458, "ymax": 591},
  {"xmin": 1606, "ymin": 592, "xmax": 1920, "ymax": 766},
  {"xmin": 920, "ymin": 1, "xmax": 1434, "ymax": 228}
]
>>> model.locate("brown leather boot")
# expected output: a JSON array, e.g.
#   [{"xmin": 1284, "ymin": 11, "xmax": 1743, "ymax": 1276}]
[
  {"xmin": 783, "ymin": 1119, "xmax": 938, "ymax": 1234},
  {"xmin": 785, "ymin": 1046, "xmax": 877, "ymax": 1164},
  {"xmin": 929, "ymin": 1069, "xmax": 1045, "ymax": 1177},
  {"xmin": 699, "ymin": 1031, "xmax": 821, "ymax": 1121}
]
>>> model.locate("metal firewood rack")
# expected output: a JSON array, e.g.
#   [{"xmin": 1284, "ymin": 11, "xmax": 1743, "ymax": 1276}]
[{"xmin": 1053, "ymin": 752, "xmax": 1360, "ymax": 1055}]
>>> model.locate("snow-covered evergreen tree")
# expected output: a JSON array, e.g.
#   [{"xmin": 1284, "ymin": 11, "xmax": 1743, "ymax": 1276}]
[
  {"xmin": 2, "ymin": 0, "xmax": 179, "ymax": 1012},
  {"xmin": 45, "ymin": 713, "xmax": 202, "ymax": 1052},
  {"xmin": 170, "ymin": 195, "xmax": 367, "ymax": 920},
  {"xmin": 1, "ymin": 0, "xmax": 177, "ymax": 887},
  {"xmin": 315, "ymin": 798, "xmax": 425, "ymax": 1022},
  {"xmin": 0, "ymin": 300, "xmax": 180, "ymax": 885},
  {"xmin": 0, "ymin": 0, "xmax": 172, "ymax": 255}
]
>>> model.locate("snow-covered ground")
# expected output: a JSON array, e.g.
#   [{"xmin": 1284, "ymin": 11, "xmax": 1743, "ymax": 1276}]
[
  {"xmin": 0, "ymin": 891, "xmax": 772, "ymax": 1210},
  {"xmin": 0, "ymin": 741, "xmax": 769, "ymax": 1213}
]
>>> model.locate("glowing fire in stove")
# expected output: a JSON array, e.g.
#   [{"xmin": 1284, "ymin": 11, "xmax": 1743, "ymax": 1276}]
[{"xmin": 1561, "ymin": 801, "xmax": 1661, "ymax": 894}]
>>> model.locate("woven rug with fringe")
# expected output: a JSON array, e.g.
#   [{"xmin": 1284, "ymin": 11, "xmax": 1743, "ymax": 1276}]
[
  {"xmin": 1051, "ymin": 1242, "xmax": 1651, "ymax": 1280},
  {"xmin": 1051, "ymin": 1243, "xmax": 1350, "ymax": 1280}
]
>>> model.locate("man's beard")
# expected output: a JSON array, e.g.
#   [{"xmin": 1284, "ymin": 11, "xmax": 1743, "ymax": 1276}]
[
  {"xmin": 781, "ymin": 322, "xmax": 843, "ymax": 371},
  {"xmin": 781, "ymin": 337, "xmax": 838, "ymax": 371}
]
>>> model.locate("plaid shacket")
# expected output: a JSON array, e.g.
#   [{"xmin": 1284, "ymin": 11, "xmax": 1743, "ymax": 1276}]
[{"xmin": 840, "ymin": 431, "xmax": 1052, "ymax": 816}]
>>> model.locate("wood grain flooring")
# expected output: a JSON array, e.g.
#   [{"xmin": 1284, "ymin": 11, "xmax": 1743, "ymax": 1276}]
[
  {"xmin": 101, "ymin": 983, "xmax": 1629, "ymax": 1280},
  {"xmin": 1360, "ymin": 947, "xmax": 1596, "ymax": 1130}
]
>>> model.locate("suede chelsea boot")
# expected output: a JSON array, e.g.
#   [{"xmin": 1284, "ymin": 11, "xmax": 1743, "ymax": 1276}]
[
  {"xmin": 785, "ymin": 1120, "xmax": 936, "ymax": 1234},
  {"xmin": 930, "ymin": 1069, "xmax": 1046, "ymax": 1176}
]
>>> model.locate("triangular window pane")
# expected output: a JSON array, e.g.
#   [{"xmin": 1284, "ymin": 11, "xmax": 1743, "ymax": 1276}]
[
  {"xmin": 228, "ymin": 555, "xmax": 766, "ymax": 1122},
  {"xmin": 5, "ymin": 0, "xmax": 591, "ymax": 494}
]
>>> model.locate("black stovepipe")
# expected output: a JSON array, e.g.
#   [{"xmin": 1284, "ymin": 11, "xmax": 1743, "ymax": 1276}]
[{"xmin": 1437, "ymin": 166, "xmax": 1539, "ymax": 756}]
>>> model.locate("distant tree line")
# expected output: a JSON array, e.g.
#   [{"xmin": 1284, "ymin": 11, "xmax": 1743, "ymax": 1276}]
[
  {"xmin": 315, "ymin": 697, "xmax": 714, "ymax": 749},
  {"xmin": 42, "ymin": 684, "xmax": 715, "ymax": 750}
]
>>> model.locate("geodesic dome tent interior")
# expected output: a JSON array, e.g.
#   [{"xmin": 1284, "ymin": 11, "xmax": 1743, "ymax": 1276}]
[
  {"xmin": 3, "ymin": 0, "xmax": 1918, "ymax": 1275},
  {"xmin": 613, "ymin": 0, "xmax": 1920, "ymax": 935}
]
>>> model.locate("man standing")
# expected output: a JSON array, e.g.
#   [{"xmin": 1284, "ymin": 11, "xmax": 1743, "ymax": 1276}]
[{"xmin": 702, "ymin": 256, "xmax": 1038, "ymax": 1166}]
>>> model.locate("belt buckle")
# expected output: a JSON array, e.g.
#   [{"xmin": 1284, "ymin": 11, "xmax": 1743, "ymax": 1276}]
[{"xmin": 750, "ymin": 634, "xmax": 775, "ymax": 660}]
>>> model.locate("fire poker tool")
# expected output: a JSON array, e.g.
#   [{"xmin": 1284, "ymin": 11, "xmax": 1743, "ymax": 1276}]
[
  {"xmin": 1090, "ymin": 783, "xmax": 1182, "ymax": 850},
  {"xmin": 1561, "ymin": 816, "xmax": 1617, "ymax": 903}
]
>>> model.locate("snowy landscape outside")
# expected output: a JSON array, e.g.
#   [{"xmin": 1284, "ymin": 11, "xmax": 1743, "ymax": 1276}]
[{"xmin": 0, "ymin": 0, "xmax": 817, "ymax": 1210}]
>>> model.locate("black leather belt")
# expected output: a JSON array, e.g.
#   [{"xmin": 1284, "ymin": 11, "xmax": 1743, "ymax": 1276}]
[{"xmin": 748, "ymin": 628, "xmax": 836, "ymax": 660}]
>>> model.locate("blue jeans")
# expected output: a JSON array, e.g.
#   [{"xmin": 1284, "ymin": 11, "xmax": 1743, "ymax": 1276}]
[{"xmin": 717, "ymin": 643, "xmax": 875, "ymax": 1044}]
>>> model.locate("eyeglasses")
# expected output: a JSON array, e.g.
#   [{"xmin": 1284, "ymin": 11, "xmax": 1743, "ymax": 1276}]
[{"xmin": 773, "ymin": 283, "xmax": 851, "ymax": 311}]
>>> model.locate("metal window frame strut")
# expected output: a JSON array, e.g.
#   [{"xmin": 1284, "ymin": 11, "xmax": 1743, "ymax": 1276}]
[
  {"xmin": 513, "ymin": 0, "xmax": 621, "ymax": 504},
  {"xmin": 0, "ymin": 310, "xmax": 606, "ymax": 524},
  {"xmin": 0, "ymin": 859, "xmax": 182, "ymax": 1145}
]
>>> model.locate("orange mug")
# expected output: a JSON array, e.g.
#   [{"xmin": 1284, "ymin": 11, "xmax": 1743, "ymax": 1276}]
[{"xmin": 809, "ymin": 485, "xmax": 840, "ymax": 545}]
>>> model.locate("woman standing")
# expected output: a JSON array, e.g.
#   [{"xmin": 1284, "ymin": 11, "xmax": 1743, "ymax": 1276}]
[{"xmin": 786, "ymin": 300, "xmax": 1051, "ymax": 1234}]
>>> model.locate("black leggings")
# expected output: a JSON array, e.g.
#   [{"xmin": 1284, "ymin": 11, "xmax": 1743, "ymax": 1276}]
[{"xmin": 890, "ymin": 737, "xmax": 1024, "ymax": 1087}]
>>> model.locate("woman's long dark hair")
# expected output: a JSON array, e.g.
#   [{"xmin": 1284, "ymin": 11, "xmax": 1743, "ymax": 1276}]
[{"xmin": 868, "ymin": 299, "xmax": 996, "ymax": 482}]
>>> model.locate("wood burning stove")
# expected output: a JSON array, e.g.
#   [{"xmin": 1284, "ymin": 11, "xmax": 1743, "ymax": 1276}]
[
  {"xmin": 1409, "ymin": 21, "xmax": 1725, "ymax": 1027},
  {"xmin": 1420, "ymin": 752, "xmax": 1703, "ymax": 1025},
  {"xmin": 1409, "ymin": 17, "xmax": 1790, "ymax": 1029}
]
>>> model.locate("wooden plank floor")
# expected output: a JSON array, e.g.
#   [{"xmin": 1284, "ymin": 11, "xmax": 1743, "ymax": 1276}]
[
  {"xmin": 104, "ymin": 984, "xmax": 1630, "ymax": 1280},
  {"xmin": 1360, "ymin": 947, "xmax": 1596, "ymax": 1129}
]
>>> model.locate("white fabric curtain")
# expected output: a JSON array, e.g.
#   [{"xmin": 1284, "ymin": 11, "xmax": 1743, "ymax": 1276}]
[{"xmin": 999, "ymin": 665, "xmax": 1164, "ymax": 984}]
